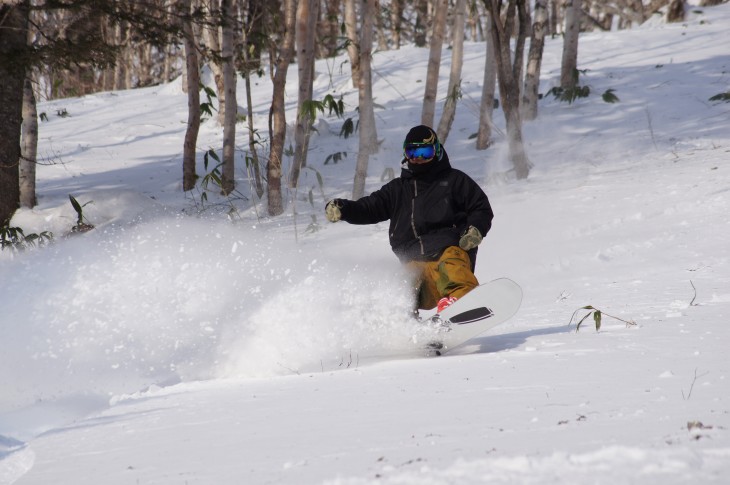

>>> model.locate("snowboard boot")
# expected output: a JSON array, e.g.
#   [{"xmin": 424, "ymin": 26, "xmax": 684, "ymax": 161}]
[{"xmin": 436, "ymin": 296, "xmax": 457, "ymax": 313}]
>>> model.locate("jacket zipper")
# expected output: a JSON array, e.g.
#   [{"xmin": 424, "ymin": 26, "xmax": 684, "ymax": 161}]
[{"xmin": 411, "ymin": 180, "xmax": 424, "ymax": 255}]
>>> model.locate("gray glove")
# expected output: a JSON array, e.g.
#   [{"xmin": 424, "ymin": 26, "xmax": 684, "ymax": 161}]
[
  {"xmin": 459, "ymin": 225, "xmax": 483, "ymax": 251},
  {"xmin": 325, "ymin": 200, "xmax": 342, "ymax": 222}
]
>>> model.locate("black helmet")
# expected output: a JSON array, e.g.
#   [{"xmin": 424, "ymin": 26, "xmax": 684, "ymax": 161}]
[{"xmin": 403, "ymin": 125, "xmax": 442, "ymax": 160}]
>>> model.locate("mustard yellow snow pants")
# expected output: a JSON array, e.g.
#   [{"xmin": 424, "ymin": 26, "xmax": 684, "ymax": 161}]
[{"xmin": 406, "ymin": 246, "xmax": 479, "ymax": 310}]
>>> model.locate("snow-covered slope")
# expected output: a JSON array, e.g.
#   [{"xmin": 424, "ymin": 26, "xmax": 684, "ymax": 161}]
[{"xmin": 2, "ymin": 3, "xmax": 729, "ymax": 484}]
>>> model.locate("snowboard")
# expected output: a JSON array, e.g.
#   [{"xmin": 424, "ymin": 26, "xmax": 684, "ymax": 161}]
[{"xmin": 423, "ymin": 278, "xmax": 522, "ymax": 355}]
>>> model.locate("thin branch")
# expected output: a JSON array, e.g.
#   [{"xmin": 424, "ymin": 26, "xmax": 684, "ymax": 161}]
[
  {"xmin": 689, "ymin": 280, "xmax": 698, "ymax": 306},
  {"xmin": 682, "ymin": 368, "xmax": 709, "ymax": 400},
  {"xmin": 645, "ymin": 106, "xmax": 658, "ymax": 150}
]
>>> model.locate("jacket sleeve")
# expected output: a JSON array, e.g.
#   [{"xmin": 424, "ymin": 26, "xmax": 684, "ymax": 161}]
[
  {"xmin": 457, "ymin": 173, "xmax": 493, "ymax": 237},
  {"xmin": 337, "ymin": 182, "xmax": 395, "ymax": 225}
]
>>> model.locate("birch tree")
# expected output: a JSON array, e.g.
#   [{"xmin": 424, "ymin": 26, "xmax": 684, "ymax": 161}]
[
  {"xmin": 19, "ymin": 11, "xmax": 38, "ymax": 209},
  {"xmin": 202, "ymin": 1, "xmax": 226, "ymax": 125},
  {"xmin": 20, "ymin": 76, "xmax": 38, "ymax": 208},
  {"xmin": 267, "ymin": 0, "xmax": 297, "ymax": 215},
  {"xmin": 421, "ymin": 0, "xmax": 449, "ymax": 127},
  {"xmin": 343, "ymin": 0, "xmax": 360, "ymax": 88},
  {"xmin": 390, "ymin": 0, "xmax": 404, "ymax": 49},
  {"xmin": 352, "ymin": 0, "xmax": 378, "ymax": 200},
  {"xmin": 3, "ymin": 0, "xmax": 206, "ymax": 216},
  {"xmin": 113, "ymin": 22, "xmax": 128, "ymax": 90},
  {"xmin": 291, "ymin": 0, "xmax": 319, "ymax": 188},
  {"xmin": 243, "ymin": 0, "xmax": 267, "ymax": 71},
  {"xmin": 476, "ymin": 10, "xmax": 498, "ymax": 150},
  {"xmin": 181, "ymin": 0, "xmax": 201, "ymax": 191},
  {"xmin": 0, "ymin": 0, "xmax": 29, "ymax": 224},
  {"xmin": 549, "ymin": 0, "xmax": 559, "ymax": 35},
  {"xmin": 481, "ymin": 0, "xmax": 532, "ymax": 179},
  {"xmin": 666, "ymin": 0, "xmax": 686, "ymax": 22},
  {"xmin": 220, "ymin": 0, "xmax": 237, "ymax": 195},
  {"xmin": 375, "ymin": 0, "xmax": 388, "ymax": 50},
  {"xmin": 162, "ymin": 1, "xmax": 177, "ymax": 82},
  {"xmin": 413, "ymin": 0, "xmax": 428, "ymax": 47},
  {"xmin": 320, "ymin": 0, "xmax": 341, "ymax": 57},
  {"xmin": 436, "ymin": 0, "xmax": 467, "ymax": 143},
  {"xmin": 522, "ymin": 0, "xmax": 548, "ymax": 121},
  {"xmin": 560, "ymin": 0, "xmax": 581, "ymax": 90},
  {"xmin": 240, "ymin": 7, "xmax": 264, "ymax": 199}
]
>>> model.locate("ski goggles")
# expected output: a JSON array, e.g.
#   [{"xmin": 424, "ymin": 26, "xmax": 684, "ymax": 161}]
[{"xmin": 404, "ymin": 143, "xmax": 437, "ymax": 160}]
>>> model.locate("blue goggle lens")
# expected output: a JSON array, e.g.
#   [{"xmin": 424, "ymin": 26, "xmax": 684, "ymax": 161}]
[{"xmin": 405, "ymin": 144, "xmax": 436, "ymax": 159}]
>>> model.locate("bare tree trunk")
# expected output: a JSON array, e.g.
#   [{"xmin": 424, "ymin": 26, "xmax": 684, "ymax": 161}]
[
  {"xmin": 101, "ymin": 68, "xmax": 114, "ymax": 91},
  {"xmin": 181, "ymin": 0, "xmax": 201, "ymax": 192},
  {"xmin": 267, "ymin": 0, "xmax": 297, "ymax": 216},
  {"xmin": 482, "ymin": 0, "xmax": 532, "ymax": 179},
  {"xmin": 344, "ymin": 0, "xmax": 361, "ymax": 88},
  {"xmin": 352, "ymin": 0, "xmax": 378, "ymax": 200},
  {"xmin": 203, "ymin": 0, "xmax": 226, "ymax": 125},
  {"xmin": 20, "ymin": 76, "xmax": 38, "ymax": 208},
  {"xmin": 181, "ymin": 48, "xmax": 189, "ymax": 94},
  {"xmin": 629, "ymin": 0, "xmax": 646, "ymax": 25},
  {"xmin": 560, "ymin": 0, "xmax": 581, "ymax": 90},
  {"xmin": 513, "ymin": 0, "xmax": 529, "ymax": 99},
  {"xmin": 390, "ymin": 0, "xmax": 403, "ymax": 49},
  {"xmin": 522, "ymin": 0, "xmax": 547, "ymax": 121},
  {"xmin": 113, "ymin": 22, "xmax": 127, "ymax": 90},
  {"xmin": 0, "ymin": 0, "xmax": 29, "ymax": 224},
  {"xmin": 374, "ymin": 0, "xmax": 389, "ymax": 50},
  {"xmin": 436, "ymin": 0, "xmax": 467, "ymax": 143},
  {"xmin": 163, "ymin": 44, "xmax": 173, "ymax": 83},
  {"xmin": 242, "ymin": 70, "xmax": 264, "ymax": 199},
  {"xmin": 245, "ymin": 0, "xmax": 268, "ymax": 71},
  {"xmin": 291, "ymin": 0, "xmax": 319, "ymax": 188},
  {"xmin": 421, "ymin": 0, "xmax": 449, "ymax": 127},
  {"xmin": 220, "ymin": 0, "xmax": 237, "ymax": 195},
  {"xmin": 467, "ymin": 0, "xmax": 481, "ymax": 41},
  {"xmin": 163, "ymin": 0, "xmax": 175, "ymax": 83},
  {"xmin": 99, "ymin": 19, "xmax": 114, "ymax": 91},
  {"xmin": 549, "ymin": 0, "xmax": 559, "ymax": 35},
  {"xmin": 124, "ymin": 37, "xmax": 135, "ymax": 89},
  {"xmin": 240, "ymin": 20, "xmax": 264, "ymax": 198},
  {"xmin": 138, "ymin": 43, "xmax": 153, "ymax": 87},
  {"xmin": 414, "ymin": 0, "xmax": 428, "ymax": 47},
  {"xmin": 666, "ymin": 0, "xmax": 686, "ymax": 22},
  {"xmin": 320, "ymin": 0, "xmax": 341, "ymax": 57},
  {"xmin": 476, "ymin": 10, "xmax": 497, "ymax": 150}
]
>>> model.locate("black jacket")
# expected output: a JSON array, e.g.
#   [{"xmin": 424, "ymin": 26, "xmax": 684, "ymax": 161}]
[{"xmin": 336, "ymin": 149, "xmax": 493, "ymax": 267}]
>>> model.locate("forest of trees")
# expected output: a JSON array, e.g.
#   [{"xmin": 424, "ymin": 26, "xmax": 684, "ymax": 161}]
[{"xmin": 2, "ymin": 0, "xmax": 720, "ymax": 226}]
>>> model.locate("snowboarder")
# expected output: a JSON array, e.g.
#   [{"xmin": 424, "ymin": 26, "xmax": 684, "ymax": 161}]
[{"xmin": 325, "ymin": 125, "xmax": 493, "ymax": 314}]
